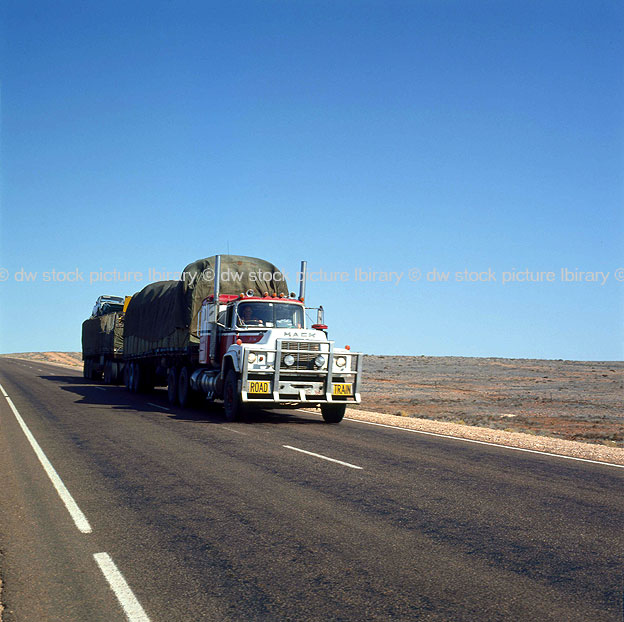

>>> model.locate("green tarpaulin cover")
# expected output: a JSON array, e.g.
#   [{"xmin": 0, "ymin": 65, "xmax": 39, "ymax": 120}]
[
  {"xmin": 123, "ymin": 255, "xmax": 288, "ymax": 357},
  {"xmin": 81, "ymin": 313, "xmax": 124, "ymax": 358}
]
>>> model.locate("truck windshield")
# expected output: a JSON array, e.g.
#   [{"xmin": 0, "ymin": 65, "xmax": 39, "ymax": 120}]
[{"xmin": 237, "ymin": 302, "xmax": 304, "ymax": 329}]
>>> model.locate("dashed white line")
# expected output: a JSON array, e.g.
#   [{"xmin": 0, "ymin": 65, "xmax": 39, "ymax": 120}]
[
  {"xmin": 283, "ymin": 445, "xmax": 363, "ymax": 469},
  {"xmin": 0, "ymin": 383, "xmax": 93, "ymax": 533},
  {"xmin": 94, "ymin": 553, "xmax": 151, "ymax": 622},
  {"xmin": 147, "ymin": 402, "xmax": 170, "ymax": 411}
]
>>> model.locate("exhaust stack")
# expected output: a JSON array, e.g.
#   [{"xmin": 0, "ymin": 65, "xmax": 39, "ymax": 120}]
[
  {"xmin": 298, "ymin": 260, "xmax": 307, "ymax": 301},
  {"xmin": 209, "ymin": 255, "xmax": 222, "ymax": 364},
  {"xmin": 213, "ymin": 255, "xmax": 221, "ymax": 302}
]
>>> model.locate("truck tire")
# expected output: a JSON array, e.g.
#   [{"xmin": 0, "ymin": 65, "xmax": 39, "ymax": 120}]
[
  {"xmin": 111, "ymin": 362, "xmax": 121, "ymax": 385},
  {"xmin": 223, "ymin": 370, "xmax": 243, "ymax": 422},
  {"xmin": 321, "ymin": 403, "xmax": 346, "ymax": 424},
  {"xmin": 129, "ymin": 362, "xmax": 139, "ymax": 393},
  {"xmin": 83, "ymin": 360, "xmax": 89, "ymax": 379},
  {"xmin": 103, "ymin": 360, "xmax": 112, "ymax": 384},
  {"xmin": 90, "ymin": 360, "xmax": 101, "ymax": 381},
  {"xmin": 177, "ymin": 366, "xmax": 192, "ymax": 407},
  {"xmin": 167, "ymin": 367, "xmax": 178, "ymax": 404},
  {"xmin": 128, "ymin": 362, "xmax": 135, "ymax": 391},
  {"xmin": 134, "ymin": 363, "xmax": 142, "ymax": 392},
  {"xmin": 124, "ymin": 362, "xmax": 131, "ymax": 389}
]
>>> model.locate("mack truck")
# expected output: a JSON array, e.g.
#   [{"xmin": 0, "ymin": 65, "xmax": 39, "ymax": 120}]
[{"xmin": 122, "ymin": 254, "xmax": 362, "ymax": 423}]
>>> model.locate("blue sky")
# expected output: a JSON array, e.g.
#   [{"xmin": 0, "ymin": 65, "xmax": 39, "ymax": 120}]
[{"xmin": 1, "ymin": 0, "xmax": 622, "ymax": 360}]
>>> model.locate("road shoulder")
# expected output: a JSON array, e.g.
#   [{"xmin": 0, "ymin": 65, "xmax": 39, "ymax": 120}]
[{"xmin": 306, "ymin": 406, "xmax": 624, "ymax": 466}]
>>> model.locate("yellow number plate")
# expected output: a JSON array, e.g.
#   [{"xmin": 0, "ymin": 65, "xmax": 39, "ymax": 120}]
[
  {"xmin": 249, "ymin": 380, "xmax": 270, "ymax": 394},
  {"xmin": 332, "ymin": 383, "xmax": 352, "ymax": 396}
]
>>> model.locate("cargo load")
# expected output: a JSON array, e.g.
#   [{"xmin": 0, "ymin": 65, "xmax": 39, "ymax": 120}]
[
  {"xmin": 81, "ymin": 312, "xmax": 124, "ymax": 358},
  {"xmin": 123, "ymin": 255, "xmax": 289, "ymax": 358},
  {"xmin": 81, "ymin": 253, "xmax": 362, "ymax": 424}
]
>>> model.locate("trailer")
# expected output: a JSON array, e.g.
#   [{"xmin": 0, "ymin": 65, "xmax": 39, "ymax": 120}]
[{"xmin": 81, "ymin": 297, "xmax": 128, "ymax": 383}]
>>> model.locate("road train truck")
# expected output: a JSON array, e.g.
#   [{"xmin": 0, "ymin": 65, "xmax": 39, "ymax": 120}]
[{"xmin": 122, "ymin": 255, "xmax": 362, "ymax": 423}]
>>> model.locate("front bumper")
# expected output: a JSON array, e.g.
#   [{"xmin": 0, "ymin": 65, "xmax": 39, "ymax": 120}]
[{"xmin": 239, "ymin": 340, "xmax": 362, "ymax": 405}]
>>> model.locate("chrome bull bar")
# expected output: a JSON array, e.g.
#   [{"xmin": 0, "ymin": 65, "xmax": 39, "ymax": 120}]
[{"xmin": 239, "ymin": 340, "xmax": 362, "ymax": 404}]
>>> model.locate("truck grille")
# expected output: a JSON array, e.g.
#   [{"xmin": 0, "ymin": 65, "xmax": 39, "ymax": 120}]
[{"xmin": 280, "ymin": 341, "xmax": 321, "ymax": 370}]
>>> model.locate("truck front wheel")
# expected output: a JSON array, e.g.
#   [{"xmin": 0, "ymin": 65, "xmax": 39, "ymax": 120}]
[
  {"xmin": 321, "ymin": 403, "xmax": 346, "ymax": 424},
  {"xmin": 223, "ymin": 370, "xmax": 243, "ymax": 422}
]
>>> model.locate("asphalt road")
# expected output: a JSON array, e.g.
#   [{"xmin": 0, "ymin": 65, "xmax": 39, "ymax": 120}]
[{"xmin": 0, "ymin": 358, "xmax": 622, "ymax": 621}]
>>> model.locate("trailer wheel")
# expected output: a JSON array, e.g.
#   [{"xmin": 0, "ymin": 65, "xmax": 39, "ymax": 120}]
[
  {"xmin": 178, "ymin": 367, "xmax": 193, "ymax": 407},
  {"xmin": 83, "ymin": 360, "xmax": 89, "ymax": 379},
  {"xmin": 321, "ymin": 403, "xmax": 346, "ymax": 424},
  {"xmin": 85, "ymin": 359, "xmax": 98, "ymax": 380},
  {"xmin": 128, "ymin": 362, "xmax": 135, "ymax": 392},
  {"xmin": 130, "ymin": 362, "xmax": 140, "ymax": 393},
  {"xmin": 134, "ymin": 363, "xmax": 144, "ymax": 392},
  {"xmin": 124, "ymin": 362, "xmax": 131, "ymax": 389},
  {"xmin": 111, "ymin": 362, "xmax": 120, "ymax": 384},
  {"xmin": 223, "ymin": 370, "xmax": 243, "ymax": 422},
  {"xmin": 167, "ymin": 367, "xmax": 178, "ymax": 404},
  {"xmin": 103, "ymin": 360, "xmax": 112, "ymax": 384}
]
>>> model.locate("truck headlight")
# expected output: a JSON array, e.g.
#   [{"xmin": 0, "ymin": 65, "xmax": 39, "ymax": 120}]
[
  {"xmin": 283, "ymin": 354, "xmax": 295, "ymax": 366},
  {"xmin": 248, "ymin": 352, "xmax": 257, "ymax": 363},
  {"xmin": 335, "ymin": 356, "xmax": 347, "ymax": 368},
  {"xmin": 314, "ymin": 354, "xmax": 326, "ymax": 368}
]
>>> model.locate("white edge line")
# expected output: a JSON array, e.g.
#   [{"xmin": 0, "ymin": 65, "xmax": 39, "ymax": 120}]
[
  {"xmin": 300, "ymin": 411, "xmax": 624, "ymax": 470},
  {"xmin": 284, "ymin": 445, "xmax": 363, "ymax": 469},
  {"xmin": 0, "ymin": 383, "xmax": 93, "ymax": 532},
  {"xmin": 94, "ymin": 553, "xmax": 151, "ymax": 622},
  {"xmin": 146, "ymin": 402, "xmax": 170, "ymax": 411}
]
